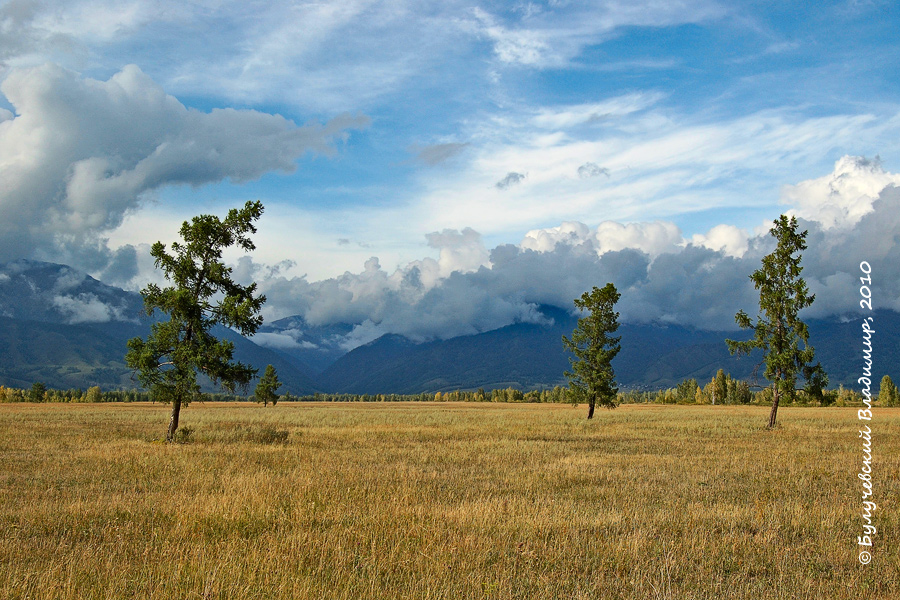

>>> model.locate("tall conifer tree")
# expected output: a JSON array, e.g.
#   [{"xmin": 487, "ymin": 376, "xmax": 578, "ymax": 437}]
[
  {"xmin": 727, "ymin": 214, "xmax": 827, "ymax": 428},
  {"xmin": 255, "ymin": 364, "xmax": 282, "ymax": 407},
  {"xmin": 126, "ymin": 201, "xmax": 266, "ymax": 441},
  {"xmin": 562, "ymin": 283, "xmax": 621, "ymax": 419}
]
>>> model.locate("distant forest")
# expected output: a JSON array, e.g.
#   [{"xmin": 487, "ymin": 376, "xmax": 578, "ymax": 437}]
[{"xmin": 2, "ymin": 370, "xmax": 887, "ymax": 408}]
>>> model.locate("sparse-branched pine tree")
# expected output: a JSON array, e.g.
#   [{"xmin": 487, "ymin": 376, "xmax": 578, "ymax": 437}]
[
  {"xmin": 727, "ymin": 215, "xmax": 827, "ymax": 428},
  {"xmin": 255, "ymin": 364, "xmax": 282, "ymax": 407},
  {"xmin": 562, "ymin": 283, "xmax": 621, "ymax": 419},
  {"xmin": 879, "ymin": 375, "xmax": 899, "ymax": 407},
  {"xmin": 126, "ymin": 201, "xmax": 267, "ymax": 441}
]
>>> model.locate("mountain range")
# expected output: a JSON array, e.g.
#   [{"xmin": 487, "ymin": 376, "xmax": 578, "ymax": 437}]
[{"xmin": 0, "ymin": 260, "xmax": 893, "ymax": 394}]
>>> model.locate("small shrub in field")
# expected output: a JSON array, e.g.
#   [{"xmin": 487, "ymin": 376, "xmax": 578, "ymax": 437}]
[{"xmin": 173, "ymin": 426, "xmax": 194, "ymax": 444}]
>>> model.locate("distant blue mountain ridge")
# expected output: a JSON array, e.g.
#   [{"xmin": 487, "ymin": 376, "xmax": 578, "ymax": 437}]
[{"xmin": 0, "ymin": 260, "xmax": 893, "ymax": 394}]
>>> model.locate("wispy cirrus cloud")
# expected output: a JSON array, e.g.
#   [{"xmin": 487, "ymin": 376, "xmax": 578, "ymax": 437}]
[
  {"xmin": 464, "ymin": 1, "xmax": 725, "ymax": 69},
  {"xmin": 401, "ymin": 100, "xmax": 900, "ymax": 246},
  {"xmin": 410, "ymin": 142, "xmax": 470, "ymax": 166},
  {"xmin": 0, "ymin": 0, "xmax": 725, "ymax": 110}
]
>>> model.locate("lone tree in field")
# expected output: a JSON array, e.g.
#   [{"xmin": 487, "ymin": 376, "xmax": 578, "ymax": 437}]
[
  {"xmin": 727, "ymin": 214, "xmax": 827, "ymax": 428},
  {"xmin": 562, "ymin": 283, "xmax": 622, "ymax": 419},
  {"xmin": 126, "ymin": 201, "xmax": 267, "ymax": 441},
  {"xmin": 255, "ymin": 364, "xmax": 282, "ymax": 407}
]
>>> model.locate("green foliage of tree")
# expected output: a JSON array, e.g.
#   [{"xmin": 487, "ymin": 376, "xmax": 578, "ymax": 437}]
[
  {"xmin": 726, "ymin": 378, "xmax": 738, "ymax": 404},
  {"xmin": 29, "ymin": 382, "xmax": 47, "ymax": 403},
  {"xmin": 829, "ymin": 385, "xmax": 863, "ymax": 406},
  {"xmin": 126, "ymin": 201, "xmax": 267, "ymax": 441},
  {"xmin": 727, "ymin": 215, "xmax": 827, "ymax": 428},
  {"xmin": 562, "ymin": 283, "xmax": 622, "ymax": 419},
  {"xmin": 255, "ymin": 364, "xmax": 282, "ymax": 407},
  {"xmin": 714, "ymin": 369, "xmax": 727, "ymax": 405},
  {"xmin": 735, "ymin": 380, "xmax": 752, "ymax": 405},
  {"xmin": 676, "ymin": 378, "xmax": 699, "ymax": 404},
  {"xmin": 700, "ymin": 380, "xmax": 715, "ymax": 404},
  {"xmin": 694, "ymin": 371, "xmax": 752, "ymax": 406},
  {"xmin": 85, "ymin": 386, "xmax": 102, "ymax": 403},
  {"xmin": 879, "ymin": 375, "xmax": 899, "ymax": 407}
]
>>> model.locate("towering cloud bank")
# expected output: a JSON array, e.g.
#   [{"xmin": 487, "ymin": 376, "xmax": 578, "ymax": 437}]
[
  {"xmin": 249, "ymin": 157, "xmax": 900, "ymax": 350},
  {"xmin": 0, "ymin": 64, "xmax": 368, "ymax": 273},
  {"xmin": 784, "ymin": 156, "xmax": 900, "ymax": 230}
]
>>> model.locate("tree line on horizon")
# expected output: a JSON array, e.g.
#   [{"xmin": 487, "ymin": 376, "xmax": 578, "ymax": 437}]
[{"xmin": 3, "ymin": 372, "xmax": 897, "ymax": 408}]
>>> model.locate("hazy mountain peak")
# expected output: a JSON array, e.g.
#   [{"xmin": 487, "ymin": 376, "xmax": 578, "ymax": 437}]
[{"xmin": 0, "ymin": 260, "xmax": 143, "ymax": 325}]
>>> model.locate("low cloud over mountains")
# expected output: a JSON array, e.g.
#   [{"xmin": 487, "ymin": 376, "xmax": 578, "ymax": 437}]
[{"xmin": 244, "ymin": 156, "xmax": 900, "ymax": 352}]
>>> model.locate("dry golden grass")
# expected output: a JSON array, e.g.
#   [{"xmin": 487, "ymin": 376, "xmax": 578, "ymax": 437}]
[{"xmin": 1, "ymin": 402, "xmax": 898, "ymax": 599}]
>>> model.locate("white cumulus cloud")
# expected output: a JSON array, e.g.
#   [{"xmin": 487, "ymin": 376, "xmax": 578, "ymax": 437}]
[
  {"xmin": 521, "ymin": 222, "xmax": 592, "ymax": 252},
  {"xmin": 692, "ymin": 224, "xmax": 750, "ymax": 258},
  {"xmin": 0, "ymin": 63, "xmax": 368, "ymax": 269},
  {"xmin": 782, "ymin": 155, "xmax": 900, "ymax": 229}
]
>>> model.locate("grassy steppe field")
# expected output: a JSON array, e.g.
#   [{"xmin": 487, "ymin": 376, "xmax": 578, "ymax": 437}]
[{"xmin": 1, "ymin": 402, "xmax": 898, "ymax": 599}]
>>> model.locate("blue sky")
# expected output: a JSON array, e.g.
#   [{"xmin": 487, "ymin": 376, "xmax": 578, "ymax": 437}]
[{"xmin": 2, "ymin": 0, "xmax": 900, "ymax": 339}]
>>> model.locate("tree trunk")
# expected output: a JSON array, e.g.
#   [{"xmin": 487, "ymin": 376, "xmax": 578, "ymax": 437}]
[
  {"xmin": 167, "ymin": 397, "xmax": 182, "ymax": 442},
  {"xmin": 768, "ymin": 383, "xmax": 779, "ymax": 429},
  {"xmin": 587, "ymin": 401, "xmax": 595, "ymax": 420}
]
